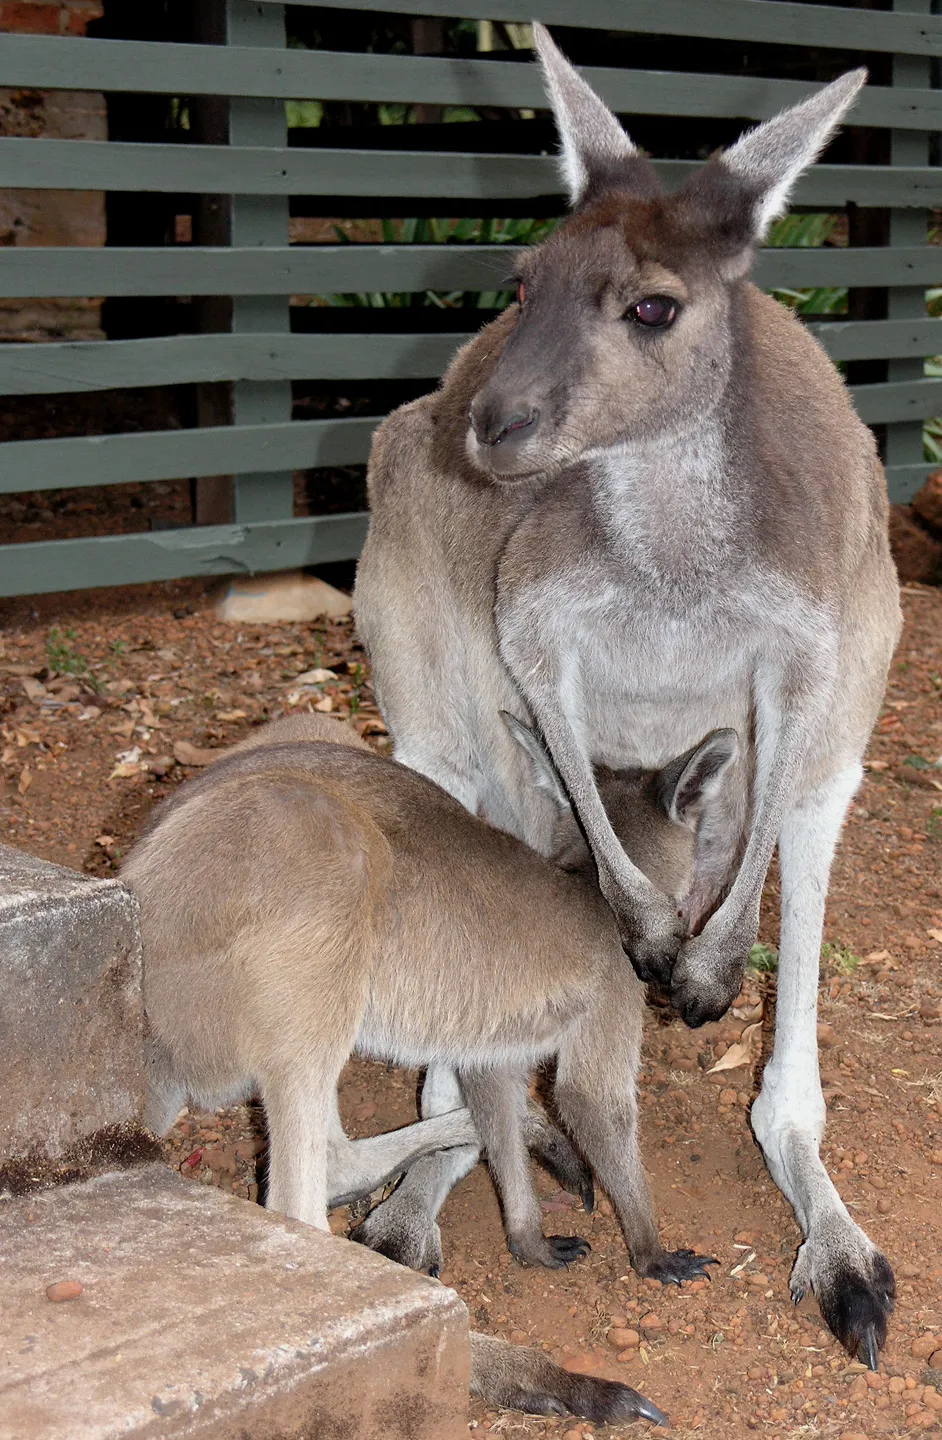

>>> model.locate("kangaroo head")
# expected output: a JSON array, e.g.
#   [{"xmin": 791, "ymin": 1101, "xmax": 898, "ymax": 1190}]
[
  {"xmin": 503, "ymin": 713, "xmax": 739, "ymax": 934},
  {"xmin": 467, "ymin": 25, "xmax": 865, "ymax": 480}
]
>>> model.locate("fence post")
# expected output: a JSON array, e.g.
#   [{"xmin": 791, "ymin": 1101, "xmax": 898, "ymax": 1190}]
[
  {"xmin": 226, "ymin": 0, "xmax": 294, "ymax": 525},
  {"xmin": 886, "ymin": 0, "xmax": 932, "ymax": 502}
]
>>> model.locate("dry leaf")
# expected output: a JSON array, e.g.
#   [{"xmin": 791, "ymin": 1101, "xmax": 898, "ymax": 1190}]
[
  {"xmin": 15, "ymin": 726, "xmax": 40, "ymax": 746},
  {"xmin": 0, "ymin": 662, "xmax": 40, "ymax": 676},
  {"xmin": 215, "ymin": 709, "xmax": 247, "ymax": 722},
  {"xmin": 20, "ymin": 677, "xmax": 47, "ymax": 701},
  {"xmin": 864, "ymin": 949, "xmax": 891, "ymax": 963},
  {"xmin": 705, "ymin": 1022, "xmax": 761, "ymax": 1075},
  {"xmin": 865, "ymin": 760, "xmax": 889, "ymax": 772},
  {"xmin": 1, "ymin": 745, "xmax": 14, "ymax": 764},
  {"xmin": 290, "ymin": 668, "xmax": 337, "ymax": 686},
  {"xmin": 173, "ymin": 739, "xmax": 221, "ymax": 767},
  {"xmin": 313, "ymin": 696, "xmax": 335, "ymax": 713},
  {"xmin": 109, "ymin": 761, "xmax": 142, "ymax": 780},
  {"xmin": 928, "ymin": 929, "xmax": 942, "ymax": 945},
  {"xmin": 17, "ymin": 766, "xmax": 31, "ymax": 795},
  {"xmin": 109, "ymin": 720, "xmax": 136, "ymax": 741},
  {"xmin": 77, "ymin": 706, "xmax": 101, "ymax": 722}
]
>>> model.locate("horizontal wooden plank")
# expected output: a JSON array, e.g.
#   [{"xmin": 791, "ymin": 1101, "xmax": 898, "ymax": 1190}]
[
  {"xmin": 0, "ymin": 36, "xmax": 937, "ymax": 131},
  {"xmin": 0, "ymin": 332, "xmax": 470, "ymax": 396},
  {"xmin": 0, "ymin": 513, "xmax": 367, "ymax": 598},
  {"xmin": 0, "ymin": 139, "xmax": 938, "ymax": 207},
  {"xmin": 0, "ymin": 245, "xmax": 938, "ymax": 301},
  {"xmin": 884, "ymin": 460, "xmax": 937, "ymax": 504},
  {"xmin": 285, "ymin": 0, "xmax": 942, "ymax": 58},
  {"xmin": 807, "ymin": 317, "xmax": 942, "ymax": 363},
  {"xmin": 2, "ymin": 320, "xmax": 942, "ymax": 398},
  {"xmin": 849, "ymin": 377, "xmax": 942, "ymax": 424},
  {"xmin": 0, "ymin": 417, "xmax": 378, "ymax": 493}
]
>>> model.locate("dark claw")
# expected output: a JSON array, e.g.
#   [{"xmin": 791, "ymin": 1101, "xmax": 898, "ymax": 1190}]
[
  {"xmin": 428, "ymin": 1263, "xmax": 441, "ymax": 1279},
  {"xmin": 580, "ymin": 1179, "xmax": 595, "ymax": 1214},
  {"xmin": 636, "ymin": 1395, "xmax": 671, "ymax": 1428},
  {"xmin": 642, "ymin": 1248, "xmax": 719, "ymax": 1286},
  {"xmin": 547, "ymin": 1234, "xmax": 592, "ymax": 1264},
  {"xmin": 817, "ymin": 1253, "xmax": 895, "ymax": 1368}
]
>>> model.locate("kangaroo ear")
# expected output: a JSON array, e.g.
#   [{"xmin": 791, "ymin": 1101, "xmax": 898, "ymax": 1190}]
[
  {"xmin": 657, "ymin": 729, "xmax": 739, "ymax": 829},
  {"xmin": 501, "ymin": 709, "xmax": 569, "ymax": 809},
  {"xmin": 532, "ymin": 22, "xmax": 656, "ymax": 208},
  {"xmin": 719, "ymin": 69, "xmax": 867, "ymax": 240}
]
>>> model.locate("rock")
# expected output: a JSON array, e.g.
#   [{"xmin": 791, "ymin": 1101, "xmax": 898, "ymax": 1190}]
[
  {"xmin": 817, "ymin": 1023, "xmax": 836, "ymax": 1048},
  {"xmin": 608, "ymin": 1328, "xmax": 640, "ymax": 1350},
  {"xmin": 912, "ymin": 1335, "xmax": 938, "ymax": 1359},
  {"xmin": 919, "ymin": 999, "xmax": 942, "ymax": 1021},
  {"xmin": 45, "ymin": 1280, "xmax": 83, "ymax": 1303},
  {"xmin": 929, "ymin": 1350, "xmax": 942, "ymax": 1370},
  {"xmin": 888, "ymin": 505, "xmax": 942, "ymax": 585},
  {"xmin": 719, "ymin": 1088, "xmax": 737, "ymax": 1105},
  {"xmin": 930, "ymin": 1151, "xmax": 942, "ymax": 1166},
  {"xmin": 214, "ymin": 571, "xmax": 352, "ymax": 624},
  {"xmin": 639, "ymin": 1312, "xmax": 663, "ymax": 1333},
  {"xmin": 912, "ymin": 469, "xmax": 942, "ymax": 533},
  {"xmin": 877, "ymin": 1197, "xmax": 892, "ymax": 1213}
]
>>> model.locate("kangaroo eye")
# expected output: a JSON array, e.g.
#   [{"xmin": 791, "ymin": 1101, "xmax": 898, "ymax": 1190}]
[
  {"xmin": 516, "ymin": 280, "xmax": 526, "ymax": 306},
  {"xmin": 627, "ymin": 295, "xmax": 677, "ymax": 328}
]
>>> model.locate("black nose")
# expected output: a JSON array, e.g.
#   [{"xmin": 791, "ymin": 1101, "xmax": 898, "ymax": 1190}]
[{"xmin": 469, "ymin": 400, "xmax": 540, "ymax": 448}]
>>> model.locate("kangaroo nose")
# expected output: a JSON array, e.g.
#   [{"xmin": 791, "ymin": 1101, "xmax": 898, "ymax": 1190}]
[{"xmin": 469, "ymin": 400, "xmax": 540, "ymax": 448}]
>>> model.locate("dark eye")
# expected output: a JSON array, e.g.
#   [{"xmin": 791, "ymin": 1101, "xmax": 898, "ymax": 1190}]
[
  {"xmin": 516, "ymin": 280, "xmax": 526, "ymax": 306},
  {"xmin": 627, "ymin": 295, "xmax": 677, "ymax": 328}
]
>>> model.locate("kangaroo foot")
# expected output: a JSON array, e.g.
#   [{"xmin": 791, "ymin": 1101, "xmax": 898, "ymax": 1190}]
[
  {"xmin": 351, "ymin": 1204, "xmax": 443, "ymax": 1276},
  {"xmin": 471, "ymin": 1332, "xmax": 668, "ymax": 1424},
  {"xmin": 509, "ymin": 1231, "xmax": 591, "ymax": 1269},
  {"xmin": 638, "ymin": 1247, "xmax": 719, "ymax": 1286},
  {"xmin": 790, "ymin": 1229, "xmax": 895, "ymax": 1369}
]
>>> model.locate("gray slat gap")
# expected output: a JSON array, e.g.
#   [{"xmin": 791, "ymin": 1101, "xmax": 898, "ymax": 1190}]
[
  {"xmin": 0, "ymin": 36, "xmax": 938, "ymax": 131},
  {"xmin": 2, "ymin": 323, "xmax": 942, "ymax": 397},
  {"xmin": 1, "ymin": 245, "xmax": 938, "ymax": 298},
  {"xmin": 884, "ymin": 462, "xmax": 938, "ymax": 502},
  {"xmin": 277, "ymin": 0, "xmax": 942, "ymax": 57},
  {"xmin": 0, "ymin": 513, "xmax": 368, "ymax": 599},
  {"xmin": 1, "ymin": 140, "xmax": 940, "ymax": 206}
]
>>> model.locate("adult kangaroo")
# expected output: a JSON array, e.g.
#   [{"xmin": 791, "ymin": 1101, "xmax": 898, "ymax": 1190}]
[{"xmin": 354, "ymin": 25, "xmax": 901, "ymax": 1368}]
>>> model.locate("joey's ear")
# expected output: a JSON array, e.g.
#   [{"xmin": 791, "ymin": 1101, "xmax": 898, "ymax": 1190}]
[
  {"xmin": 501, "ymin": 710, "xmax": 569, "ymax": 809},
  {"xmin": 532, "ymin": 22, "xmax": 658, "ymax": 208},
  {"xmin": 657, "ymin": 728, "xmax": 739, "ymax": 829},
  {"xmin": 720, "ymin": 69, "xmax": 866, "ymax": 241}
]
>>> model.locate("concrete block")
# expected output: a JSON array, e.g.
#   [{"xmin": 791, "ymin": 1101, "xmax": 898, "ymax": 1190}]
[
  {"xmin": 0, "ymin": 844, "xmax": 144, "ymax": 1164},
  {"xmin": 0, "ymin": 1165, "xmax": 470, "ymax": 1439}
]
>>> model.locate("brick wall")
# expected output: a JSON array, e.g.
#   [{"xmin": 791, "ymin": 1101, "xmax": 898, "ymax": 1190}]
[{"xmin": 0, "ymin": 0, "xmax": 106, "ymax": 341}]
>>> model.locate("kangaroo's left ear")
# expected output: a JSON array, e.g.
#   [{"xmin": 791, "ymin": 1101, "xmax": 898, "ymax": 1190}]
[
  {"xmin": 720, "ymin": 68, "xmax": 867, "ymax": 240},
  {"xmin": 501, "ymin": 709, "xmax": 569, "ymax": 810}
]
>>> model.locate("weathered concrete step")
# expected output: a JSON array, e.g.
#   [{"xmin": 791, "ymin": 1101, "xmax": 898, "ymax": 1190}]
[
  {"xmin": 0, "ymin": 1165, "xmax": 469, "ymax": 1440},
  {"xmin": 0, "ymin": 842, "xmax": 144, "ymax": 1166}
]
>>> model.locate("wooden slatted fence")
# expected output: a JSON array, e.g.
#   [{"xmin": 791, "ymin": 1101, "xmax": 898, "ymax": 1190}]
[{"xmin": 0, "ymin": 0, "xmax": 938, "ymax": 596}]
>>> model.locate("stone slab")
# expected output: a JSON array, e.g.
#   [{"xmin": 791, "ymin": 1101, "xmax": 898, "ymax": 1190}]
[
  {"xmin": 0, "ymin": 1165, "xmax": 470, "ymax": 1440},
  {"xmin": 0, "ymin": 844, "xmax": 144, "ymax": 1162}
]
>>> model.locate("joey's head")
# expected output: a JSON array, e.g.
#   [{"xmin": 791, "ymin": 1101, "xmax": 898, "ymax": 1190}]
[
  {"xmin": 504, "ymin": 713, "xmax": 740, "ymax": 936},
  {"xmin": 466, "ymin": 24, "xmax": 866, "ymax": 480}
]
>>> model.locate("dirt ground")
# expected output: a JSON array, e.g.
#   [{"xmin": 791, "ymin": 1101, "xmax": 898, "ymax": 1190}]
[{"xmin": 1, "ymin": 577, "xmax": 941, "ymax": 1440}]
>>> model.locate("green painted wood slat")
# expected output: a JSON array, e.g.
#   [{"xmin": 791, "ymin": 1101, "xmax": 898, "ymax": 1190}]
[
  {"xmin": 0, "ymin": 245, "xmax": 938, "ymax": 299},
  {"xmin": 0, "ymin": 139, "xmax": 939, "ymax": 207},
  {"xmin": 285, "ymin": 0, "xmax": 942, "ymax": 57},
  {"xmin": 0, "ymin": 513, "xmax": 368, "ymax": 598},
  {"xmin": 1, "ymin": 321, "xmax": 941, "ymax": 397},
  {"xmin": 0, "ymin": 36, "xmax": 939, "ymax": 131},
  {"xmin": 0, "ymin": 372, "xmax": 939, "ymax": 495},
  {"xmin": 0, "ymin": 417, "xmax": 377, "ymax": 494}
]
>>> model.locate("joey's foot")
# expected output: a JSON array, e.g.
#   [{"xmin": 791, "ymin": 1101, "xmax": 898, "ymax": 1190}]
[
  {"xmin": 669, "ymin": 929, "xmax": 751, "ymax": 1028},
  {"xmin": 351, "ymin": 1205, "xmax": 443, "ymax": 1276},
  {"xmin": 790, "ymin": 1234, "xmax": 895, "ymax": 1369},
  {"xmin": 509, "ymin": 1232, "xmax": 591, "ymax": 1269},
  {"xmin": 471, "ymin": 1334, "xmax": 668, "ymax": 1425},
  {"xmin": 640, "ymin": 1248, "xmax": 719, "ymax": 1286},
  {"xmin": 526, "ymin": 1120, "xmax": 594, "ymax": 1213}
]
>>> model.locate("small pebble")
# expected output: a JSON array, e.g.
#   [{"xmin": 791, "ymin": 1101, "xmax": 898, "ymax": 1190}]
[
  {"xmin": 45, "ymin": 1280, "xmax": 83, "ymax": 1302},
  {"xmin": 609, "ymin": 1327, "xmax": 640, "ymax": 1350},
  {"xmin": 912, "ymin": 1335, "xmax": 938, "ymax": 1359}
]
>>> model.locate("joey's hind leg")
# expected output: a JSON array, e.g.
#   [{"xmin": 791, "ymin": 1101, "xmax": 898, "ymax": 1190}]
[
  {"xmin": 463, "ymin": 1068, "xmax": 590, "ymax": 1270},
  {"xmin": 351, "ymin": 1064, "xmax": 478, "ymax": 1275},
  {"xmin": 524, "ymin": 1097, "xmax": 595, "ymax": 1214},
  {"xmin": 751, "ymin": 766, "xmax": 894, "ymax": 1368},
  {"xmin": 555, "ymin": 1023, "xmax": 716, "ymax": 1285}
]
